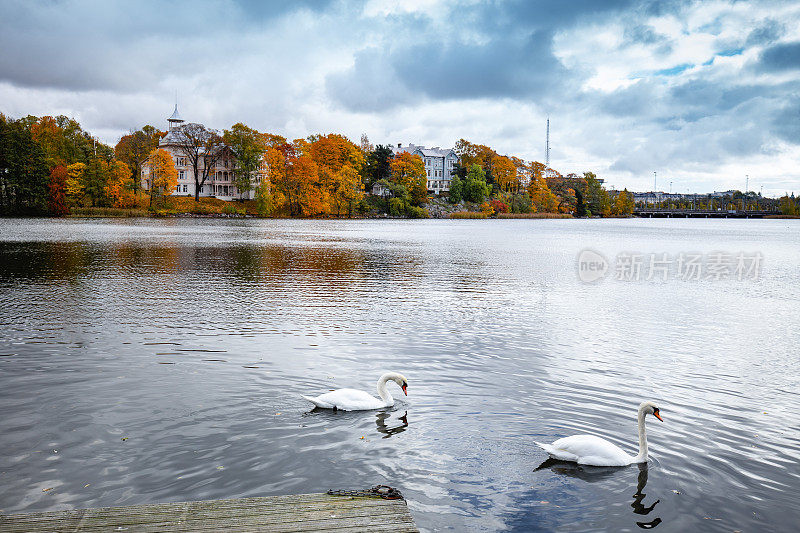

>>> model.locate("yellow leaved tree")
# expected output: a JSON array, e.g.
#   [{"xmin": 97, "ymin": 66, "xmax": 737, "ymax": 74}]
[
  {"xmin": 65, "ymin": 163, "xmax": 86, "ymax": 205},
  {"xmin": 146, "ymin": 148, "xmax": 177, "ymax": 209},
  {"xmin": 105, "ymin": 161, "xmax": 136, "ymax": 208}
]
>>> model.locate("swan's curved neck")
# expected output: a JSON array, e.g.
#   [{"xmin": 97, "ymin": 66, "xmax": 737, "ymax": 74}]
[
  {"xmin": 376, "ymin": 375, "xmax": 394, "ymax": 405},
  {"xmin": 634, "ymin": 407, "xmax": 648, "ymax": 462}
]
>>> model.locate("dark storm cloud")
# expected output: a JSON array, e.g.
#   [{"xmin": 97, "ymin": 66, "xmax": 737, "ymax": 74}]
[
  {"xmin": 668, "ymin": 80, "xmax": 770, "ymax": 117},
  {"xmin": 325, "ymin": 0, "xmax": 648, "ymax": 110},
  {"xmin": 598, "ymin": 81, "xmax": 659, "ymax": 117},
  {"xmin": 771, "ymin": 97, "xmax": 800, "ymax": 144},
  {"xmin": 758, "ymin": 41, "xmax": 800, "ymax": 71},
  {"xmin": 744, "ymin": 19, "xmax": 784, "ymax": 47},
  {"xmin": 391, "ymin": 31, "xmax": 565, "ymax": 100}
]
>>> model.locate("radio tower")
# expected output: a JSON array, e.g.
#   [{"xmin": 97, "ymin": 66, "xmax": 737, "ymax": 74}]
[{"xmin": 545, "ymin": 116, "xmax": 550, "ymax": 167}]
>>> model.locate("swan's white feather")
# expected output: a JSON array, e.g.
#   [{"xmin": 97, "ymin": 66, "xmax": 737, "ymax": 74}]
[
  {"xmin": 536, "ymin": 435, "xmax": 634, "ymax": 467},
  {"xmin": 303, "ymin": 388, "xmax": 390, "ymax": 411}
]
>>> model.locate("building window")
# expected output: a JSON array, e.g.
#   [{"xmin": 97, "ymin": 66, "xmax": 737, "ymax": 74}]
[
  {"xmin": 179, "ymin": 170, "xmax": 184, "ymax": 180},
  {"xmin": 183, "ymin": 184, "xmax": 188, "ymax": 193}
]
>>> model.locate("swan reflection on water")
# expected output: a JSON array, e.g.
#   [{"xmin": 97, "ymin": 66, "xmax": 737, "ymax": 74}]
[
  {"xmin": 535, "ymin": 459, "xmax": 662, "ymax": 529},
  {"xmin": 375, "ymin": 411, "xmax": 408, "ymax": 438},
  {"xmin": 303, "ymin": 407, "xmax": 409, "ymax": 439}
]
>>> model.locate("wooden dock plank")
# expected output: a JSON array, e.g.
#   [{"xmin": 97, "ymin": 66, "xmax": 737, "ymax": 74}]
[{"xmin": 0, "ymin": 493, "xmax": 419, "ymax": 532}]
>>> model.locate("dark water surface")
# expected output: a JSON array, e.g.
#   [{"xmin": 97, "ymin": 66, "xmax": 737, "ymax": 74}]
[{"xmin": 0, "ymin": 217, "xmax": 798, "ymax": 532}]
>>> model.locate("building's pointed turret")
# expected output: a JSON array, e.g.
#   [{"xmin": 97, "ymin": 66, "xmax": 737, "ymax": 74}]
[{"xmin": 168, "ymin": 103, "xmax": 184, "ymax": 131}]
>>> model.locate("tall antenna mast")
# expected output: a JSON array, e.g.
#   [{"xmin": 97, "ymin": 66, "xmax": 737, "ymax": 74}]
[{"xmin": 545, "ymin": 116, "xmax": 550, "ymax": 167}]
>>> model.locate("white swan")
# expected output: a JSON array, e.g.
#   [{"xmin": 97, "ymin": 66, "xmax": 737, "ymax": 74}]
[
  {"xmin": 302, "ymin": 372, "xmax": 408, "ymax": 411},
  {"xmin": 535, "ymin": 401, "xmax": 663, "ymax": 467}
]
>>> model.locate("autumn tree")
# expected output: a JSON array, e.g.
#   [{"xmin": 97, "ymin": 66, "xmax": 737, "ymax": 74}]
[
  {"xmin": 493, "ymin": 155, "xmax": 518, "ymax": 193},
  {"xmin": 528, "ymin": 175, "xmax": 560, "ymax": 213},
  {"xmin": 287, "ymin": 155, "xmax": 326, "ymax": 216},
  {"xmin": 266, "ymin": 142, "xmax": 328, "ymax": 217},
  {"xmin": 146, "ymin": 148, "xmax": 178, "ymax": 208},
  {"xmin": 48, "ymin": 164, "xmax": 69, "ymax": 215},
  {"xmin": 171, "ymin": 123, "xmax": 224, "ymax": 201},
  {"xmin": 310, "ymin": 133, "xmax": 365, "ymax": 215},
  {"xmin": 65, "ymin": 163, "xmax": 86, "ymax": 205},
  {"xmin": 455, "ymin": 139, "xmax": 497, "ymax": 185},
  {"xmin": 30, "ymin": 116, "xmax": 65, "ymax": 169},
  {"xmin": 115, "ymin": 125, "xmax": 163, "ymax": 193},
  {"xmin": 779, "ymin": 193, "xmax": 799, "ymax": 216},
  {"xmin": 30, "ymin": 115, "xmax": 111, "ymax": 168},
  {"xmin": 611, "ymin": 189, "xmax": 635, "ymax": 215},
  {"xmin": 389, "ymin": 152, "xmax": 427, "ymax": 207},
  {"xmin": 105, "ymin": 161, "xmax": 136, "ymax": 208},
  {"xmin": 261, "ymin": 133, "xmax": 288, "ymax": 149}
]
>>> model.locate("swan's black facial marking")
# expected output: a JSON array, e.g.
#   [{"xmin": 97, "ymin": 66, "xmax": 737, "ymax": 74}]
[{"xmin": 652, "ymin": 407, "xmax": 663, "ymax": 421}]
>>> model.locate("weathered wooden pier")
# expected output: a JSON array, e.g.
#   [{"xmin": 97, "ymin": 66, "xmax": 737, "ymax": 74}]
[{"xmin": 0, "ymin": 491, "xmax": 419, "ymax": 532}]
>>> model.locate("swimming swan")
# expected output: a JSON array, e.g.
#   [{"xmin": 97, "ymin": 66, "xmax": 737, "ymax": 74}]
[
  {"xmin": 535, "ymin": 401, "xmax": 663, "ymax": 467},
  {"xmin": 302, "ymin": 372, "xmax": 408, "ymax": 411}
]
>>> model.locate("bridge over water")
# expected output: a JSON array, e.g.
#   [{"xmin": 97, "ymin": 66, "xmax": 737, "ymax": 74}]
[{"xmin": 634, "ymin": 208, "xmax": 778, "ymax": 218}]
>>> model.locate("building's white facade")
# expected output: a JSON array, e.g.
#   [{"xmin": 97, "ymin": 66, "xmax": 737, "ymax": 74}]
[
  {"xmin": 141, "ymin": 106, "xmax": 259, "ymax": 200},
  {"xmin": 391, "ymin": 143, "xmax": 458, "ymax": 195}
]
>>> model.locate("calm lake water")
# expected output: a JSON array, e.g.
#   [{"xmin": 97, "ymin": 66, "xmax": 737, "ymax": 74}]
[{"xmin": 0, "ymin": 217, "xmax": 798, "ymax": 532}]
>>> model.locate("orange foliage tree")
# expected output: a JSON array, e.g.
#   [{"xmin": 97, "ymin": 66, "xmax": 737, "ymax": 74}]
[
  {"xmin": 105, "ymin": 161, "xmax": 136, "ymax": 208},
  {"xmin": 493, "ymin": 155, "xmax": 518, "ymax": 193},
  {"xmin": 48, "ymin": 164, "xmax": 69, "ymax": 215},
  {"xmin": 310, "ymin": 134, "xmax": 365, "ymax": 216},
  {"xmin": 146, "ymin": 148, "xmax": 178, "ymax": 208},
  {"xmin": 528, "ymin": 175, "xmax": 560, "ymax": 212}
]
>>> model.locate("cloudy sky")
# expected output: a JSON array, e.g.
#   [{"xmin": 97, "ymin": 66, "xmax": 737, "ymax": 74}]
[{"xmin": 2, "ymin": 0, "xmax": 799, "ymax": 195}]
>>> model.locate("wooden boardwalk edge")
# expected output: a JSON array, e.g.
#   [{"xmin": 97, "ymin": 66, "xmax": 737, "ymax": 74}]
[{"xmin": 0, "ymin": 492, "xmax": 420, "ymax": 532}]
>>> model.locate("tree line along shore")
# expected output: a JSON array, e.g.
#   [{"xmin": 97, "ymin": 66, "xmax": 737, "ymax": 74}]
[{"xmin": 3, "ymin": 112, "xmax": 797, "ymax": 219}]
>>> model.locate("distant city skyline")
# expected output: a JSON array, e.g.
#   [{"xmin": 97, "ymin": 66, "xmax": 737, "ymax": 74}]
[{"xmin": 1, "ymin": 0, "xmax": 799, "ymax": 197}]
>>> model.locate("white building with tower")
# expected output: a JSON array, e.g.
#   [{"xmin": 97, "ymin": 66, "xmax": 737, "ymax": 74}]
[
  {"xmin": 141, "ymin": 105, "xmax": 259, "ymax": 200},
  {"xmin": 391, "ymin": 143, "xmax": 458, "ymax": 195}
]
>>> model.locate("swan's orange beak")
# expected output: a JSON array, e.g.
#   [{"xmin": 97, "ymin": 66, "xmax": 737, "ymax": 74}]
[
  {"xmin": 654, "ymin": 410, "xmax": 663, "ymax": 422},
  {"xmin": 401, "ymin": 384, "xmax": 407, "ymax": 396}
]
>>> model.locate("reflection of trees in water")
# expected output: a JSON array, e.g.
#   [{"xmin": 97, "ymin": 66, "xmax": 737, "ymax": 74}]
[
  {"xmin": 0, "ymin": 242, "xmax": 97, "ymax": 280},
  {"xmin": 0, "ymin": 238, "xmax": 425, "ymax": 290},
  {"xmin": 534, "ymin": 458, "xmax": 662, "ymax": 529}
]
